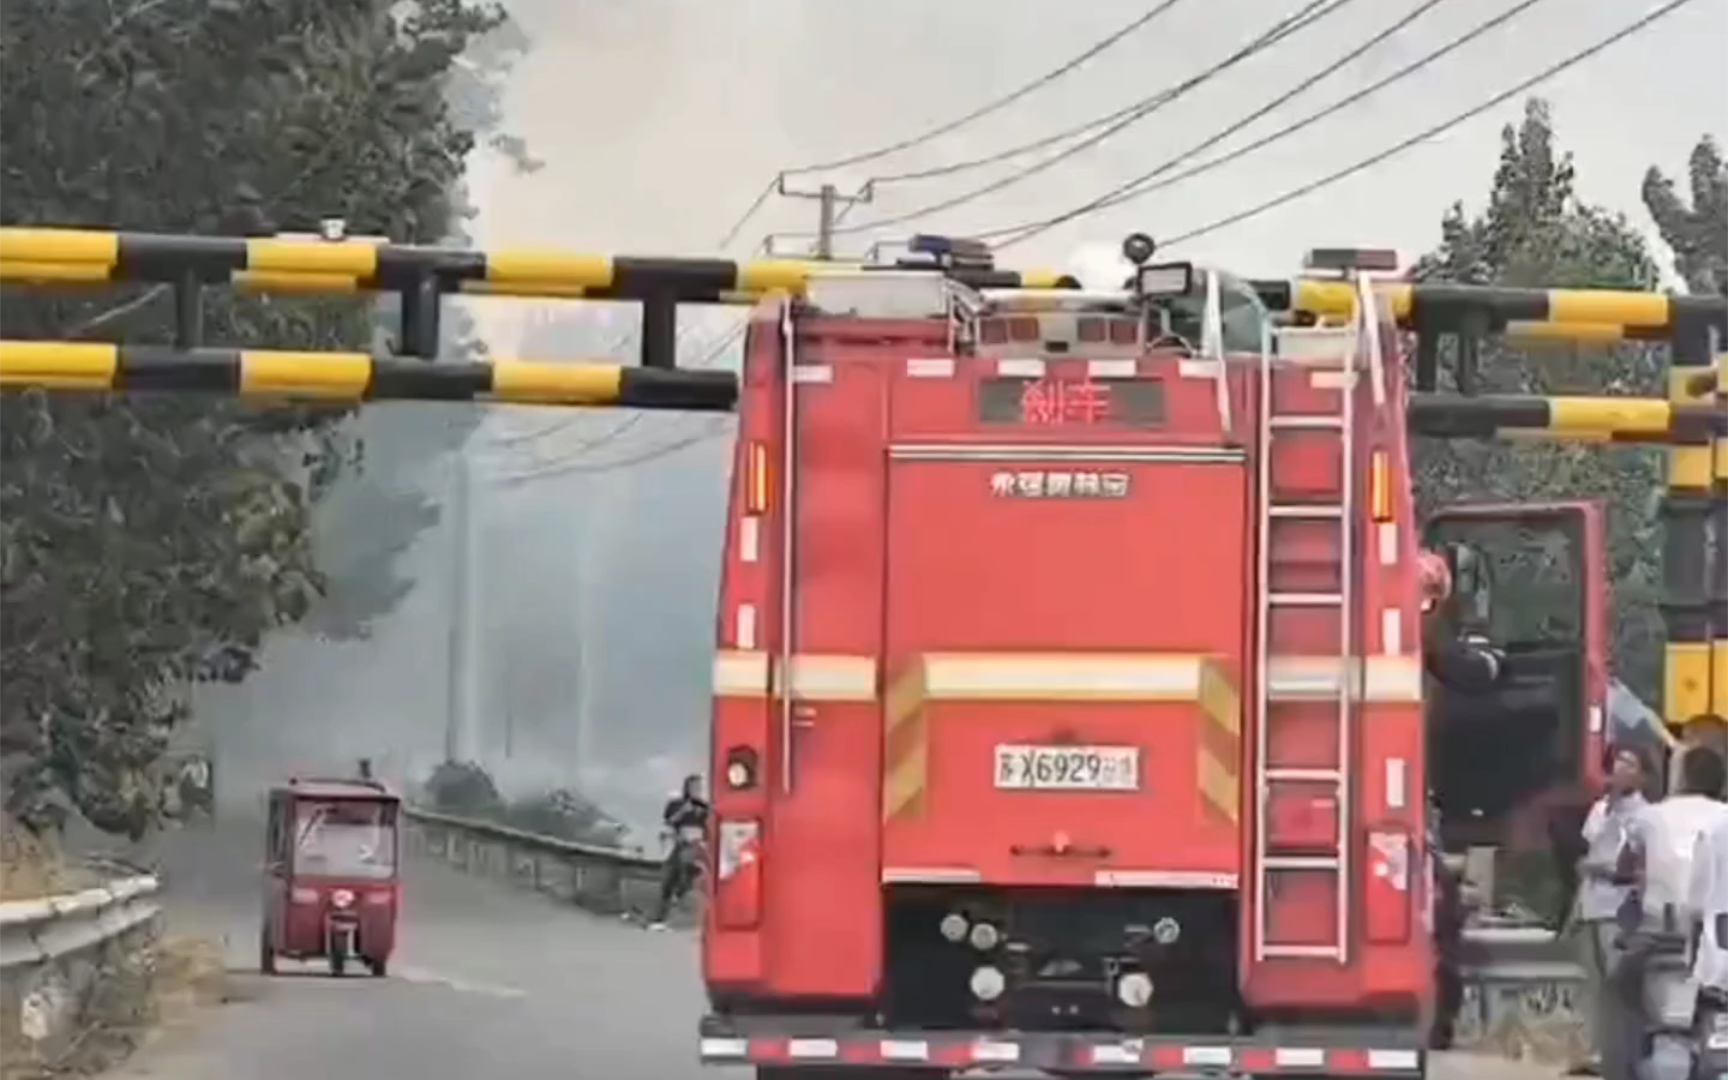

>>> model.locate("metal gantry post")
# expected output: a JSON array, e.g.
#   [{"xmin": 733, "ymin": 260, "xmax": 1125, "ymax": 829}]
[{"xmin": 1664, "ymin": 316, "xmax": 1720, "ymax": 742}]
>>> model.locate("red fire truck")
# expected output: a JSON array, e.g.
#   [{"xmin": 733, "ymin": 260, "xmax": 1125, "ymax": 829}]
[{"xmin": 698, "ymin": 237, "xmax": 1610, "ymax": 1078}]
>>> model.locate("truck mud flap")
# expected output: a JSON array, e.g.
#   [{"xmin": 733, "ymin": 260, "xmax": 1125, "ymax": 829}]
[{"xmin": 698, "ymin": 1023, "xmax": 1424, "ymax": 1075}]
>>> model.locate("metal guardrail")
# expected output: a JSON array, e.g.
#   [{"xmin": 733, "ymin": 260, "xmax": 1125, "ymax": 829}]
[
  {"xmin": 0, "ymin": 875, "xmax": 162, "ymax": 972},
  {"xmin": 402, "ymin": 805, "xmax": 670, "ymax": 918}
]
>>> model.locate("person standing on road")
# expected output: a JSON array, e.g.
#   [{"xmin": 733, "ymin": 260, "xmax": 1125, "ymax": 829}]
[
  {"xmin": 1569, "ymin": 744, "xmax": 1651, "ymax": 1077},
  {"xmin": 1619, "ymin": 744, "xmax": 1728, "ymax": 1080},
  {"xmin": 647, "ymin": 774, "xmax": 710, "ymax": 931}
]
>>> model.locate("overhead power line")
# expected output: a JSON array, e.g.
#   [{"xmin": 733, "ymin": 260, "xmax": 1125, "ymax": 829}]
[
  {"xmin": 787, "ymin": 0, "xmax": 1191, "ymax": 177},
  {"xmin": 715, "ymin": 0, "xmax": 1192, "ymax": 251},
  {"xmin": 492, "ymin": 416, "xmax": 735, "ymax": 485},
  {"xmin": 984, "ymin": 0, "xmax": 1544, "ymax": 249},
  {"xmin": 816, "ymin": 0, "xmax": 1356, "ymax": 239},
  {"xmin": 866, "ymin": 0, "xmax": 1430, "ymax": 189},
  {"xmin": 1156, "ymin": 0, "xmax": 1698, "ymax": 248}
]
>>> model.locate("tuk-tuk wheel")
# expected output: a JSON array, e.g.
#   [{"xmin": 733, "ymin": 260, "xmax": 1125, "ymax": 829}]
[
  {"xmin": 331, "ymin": 951, "xmax": 347, "ymax": 977},
  {"xmin": 368, "ymin": 957, "xmax": 387, "ymax": 978},
  {"xmin": 259, "ymin": 934, "xmax": 276, "ymax": 976}
]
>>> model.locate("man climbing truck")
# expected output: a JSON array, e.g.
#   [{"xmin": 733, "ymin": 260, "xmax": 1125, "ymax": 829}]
[{"xmin": 695, "ymin": 238, "xmax": 1622, "ymax": 1078}]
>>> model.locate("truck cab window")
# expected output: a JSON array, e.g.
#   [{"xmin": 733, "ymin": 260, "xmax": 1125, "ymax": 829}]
[{"xmin": 1148, "ymin": 270, "xmax": 1271, "ymax": 353}]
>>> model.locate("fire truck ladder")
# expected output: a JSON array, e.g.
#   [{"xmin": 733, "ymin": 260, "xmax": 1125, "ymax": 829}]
[{"xmin": 1250, "ymin": 272, "xmax": 1386, "ymax": 965}]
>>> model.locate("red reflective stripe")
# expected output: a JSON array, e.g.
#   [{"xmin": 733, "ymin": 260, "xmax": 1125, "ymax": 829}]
[
  {"xmin": 747, "ymin": 1037, "xmax": 788, "ymax": 1062},
  {"xmin": 1327, "ymin": 1047, "xmax": 1371, "ymax": 1072},
  {"xmin": 1237, "ymin": 1047, "xmax": 1278, "ymax": 1071},
  {"xmin": 1147, "ymin": 1045, "xmax": 1186, "ymax": 1070}
]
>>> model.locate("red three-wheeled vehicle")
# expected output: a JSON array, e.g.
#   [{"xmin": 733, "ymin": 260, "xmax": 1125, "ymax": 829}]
[{"xmin": 260, "ymin": 776, "xmax": 401, "ymax": 977}]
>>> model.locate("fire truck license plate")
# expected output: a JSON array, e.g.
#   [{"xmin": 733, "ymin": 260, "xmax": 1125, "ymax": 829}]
[{"xmin": 994, "ymin": 745, "xmax": 1140, "ymax": 791}]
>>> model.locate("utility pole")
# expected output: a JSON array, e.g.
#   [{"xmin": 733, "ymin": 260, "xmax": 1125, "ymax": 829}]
[
  {"xmin": 443, "ymin": 450, "xmax": 481, "ymax": 765},
  {"xmin": 775, "ymin": 179, "xmax": 872, "ymax": 260}
]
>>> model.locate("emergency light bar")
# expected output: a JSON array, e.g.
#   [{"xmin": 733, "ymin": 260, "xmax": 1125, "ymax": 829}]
[
  {"xmin": 905, "ymin": 234, "xmax": 994, "ymax": 271},
  {"xmin": 1304, "ymin": 248, "xmax": 1399, "ymax": 273}
]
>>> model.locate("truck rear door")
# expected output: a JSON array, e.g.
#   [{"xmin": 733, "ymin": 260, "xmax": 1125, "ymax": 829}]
[{"xmin": 880, "ymin": 349, "xmax": 1250, "ymax": 889}]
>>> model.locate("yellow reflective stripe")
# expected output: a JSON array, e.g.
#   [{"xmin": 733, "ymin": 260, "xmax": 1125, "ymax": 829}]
[
  {"xmin": 773, "ymin": 654, "xmax": 878, "ymax": 701},
  {"xmin": 1266, "ymin": 655, "xmax": 1423, "ymax": 702},
  {"xmin": 0, "ymin": 341, "xmax": 118, "ymax": 390},
  {"xmin": 1548, "ymin": 289, "xmax": 1669, "ymax": 326},
  {"xmin": 482, "ymin": 252, "xmax": 613, "ymax": 288},
  {"xmin": 712, "ymin": 650, "xmax": 771, "ymax": 697},
  {"xmin": 234, "ymin": 271, "xmax": 360, "ymax": 294},
  {"xmin": 919, "ymin": 652, "xmax": 1209, "ymax": 700},
  {"xmin": 238, "ymin": 350, "xmax": 372, "ymax": 397},
  {"xmin": 710, "ymin": 651, "xmax": 878, "ymax": 701},
  {"xmin": 1198, "ymin": 748, "xmax": 1240, "ymax": 824},
  {"xmin": 735, "ymin": 259, "xmax": 818, "ymax": 295},
  {"xmin": 1547, "ymin": 397, "xmax": 1675, "ymax": 435},
  {"xmin": 490, "ymin": 361, "xmax": 621, "ymax": 405},
  {"xmin": 1, "ymin": 260, "xmax": 114, "ymax": 282},
  {"xmin": 0, "ymin": 228, "xmax": 118, "ymax": 265},
  {"xmin": 246, "ymin": 238, "xmax": 379, "ymax": 277}
]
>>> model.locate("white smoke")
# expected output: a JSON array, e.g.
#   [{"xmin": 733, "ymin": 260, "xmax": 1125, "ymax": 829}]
[{"xmin": 1065, "ymin": 241, "xmax": 1134, "ymax": 292}]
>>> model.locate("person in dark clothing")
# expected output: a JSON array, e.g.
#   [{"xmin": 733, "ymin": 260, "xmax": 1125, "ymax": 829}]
[
  {"xmin": 647, "ymin": 774, "xmax": 709, "ymax": 929},
  {"xmin": 1418, "ymin": 547, "xmax": 1507, "ymax": 694},
  {"xmin": 1429, "ymin": 795, "xmax": 1466, "ymax": 1050}
]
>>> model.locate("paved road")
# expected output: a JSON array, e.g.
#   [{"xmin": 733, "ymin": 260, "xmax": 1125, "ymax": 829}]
[
  {"xmin": 111, "ymin": 816, "xmax": 741, "ymax": 1080},
  {"xmin": 111, "ymin": 817, "xmax": 1557, "ymax": 1080}
]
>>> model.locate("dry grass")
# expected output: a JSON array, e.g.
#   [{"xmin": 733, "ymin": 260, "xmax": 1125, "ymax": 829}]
[
  {"xmin": 0, "ymin": 817, "xmax": 98, "ymax": 901},
  {"xmin": 151, "ymin": 934, "xmax": 230, "ymax": 1022},
  {"xmin": 0, "ymin": 934, "xmax": 230, "ymax": 1079},
  {"xmin": 1477, "ymin": 1007, "xmax": 1590, "ymax": 1068}
]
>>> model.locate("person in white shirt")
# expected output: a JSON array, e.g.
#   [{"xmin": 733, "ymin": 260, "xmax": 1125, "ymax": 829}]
[
  {"xmin": 1683, "ymin": 721, "xmax": 1728, "ymax": 994},
  {"xmin": 1572, "ymin": 745, "xmax": 1652, "ymax": 1078},
  {"xmin": 1621, "ymin": 744, "xmax": 1728, "ymax": 1080}
]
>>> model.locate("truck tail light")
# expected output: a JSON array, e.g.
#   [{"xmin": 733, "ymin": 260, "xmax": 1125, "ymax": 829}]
[
  {"xmin": 1365, "ymin": 828, "xmax": 1412, "ymax": 944},
  {"xmin": 746, "ymin": 442, "xmax": 770, "ymax": 514},
  {"xmin": 715, "ymin": 819, "xmax": 762, "ymax": 930}
]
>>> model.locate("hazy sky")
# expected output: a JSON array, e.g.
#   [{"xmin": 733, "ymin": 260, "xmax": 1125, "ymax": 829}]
[{"xmin": 199, "ymin": 0, "xmax": 1725, "ymax": 835}]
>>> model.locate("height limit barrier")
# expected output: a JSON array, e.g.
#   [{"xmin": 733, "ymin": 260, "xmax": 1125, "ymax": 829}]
[
  {"xmin": 0, "ymin": 227, "xmax": 1081, "ymax": 368},
  {"xmin": 3, "ymin": 228, "xmax": 1726, "ymax": 718},
  {"xmin": 1259, "ymin": 272, "xmax": 1728, "ymax": 735}
]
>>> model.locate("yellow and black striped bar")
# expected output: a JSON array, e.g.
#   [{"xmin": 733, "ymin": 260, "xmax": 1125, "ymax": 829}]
[
  {"xmin": 0, "ymin": 341, "xmax": 738, "ymax": 411},
  {"xmin": 1252, "ymin": 278, "xmax": 1728, "ymax": 340},
  {"xmin": 1662, "ymin": 319, "xmax": 1724, "ymax": 734},
  {"xmin": 1406, "ymin": 394, "xmax": 1728, "ymax": 444},
  {"xmin": 0, "ymin": 227, "xmax": 1080, "ymax": 300},
  {"xmin": 1704, "ymin": 344, "xmax": 1728, "ymax": 721}
]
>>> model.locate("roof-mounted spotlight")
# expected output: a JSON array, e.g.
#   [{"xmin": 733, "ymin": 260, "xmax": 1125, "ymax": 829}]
[{"xmin": 1121, "ymin": 233, "xmax": 1158, "ymax": 267}]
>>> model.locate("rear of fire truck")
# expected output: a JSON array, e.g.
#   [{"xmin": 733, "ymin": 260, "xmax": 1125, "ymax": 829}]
[{"xmin": 701, "ymin": 237, "xmax": 1434, "ymax": 1078}]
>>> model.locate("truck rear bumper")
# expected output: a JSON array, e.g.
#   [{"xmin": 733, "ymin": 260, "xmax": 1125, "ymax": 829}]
[{"xmin": 697, "ymin": 1020, "xmax": 1425, "ymax": 1075}]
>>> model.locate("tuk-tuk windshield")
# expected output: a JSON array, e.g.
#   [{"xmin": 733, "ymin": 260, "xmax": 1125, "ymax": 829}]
[{"xmin": 293, "ymin": 799, "xmax": 397, "ymax": 880}]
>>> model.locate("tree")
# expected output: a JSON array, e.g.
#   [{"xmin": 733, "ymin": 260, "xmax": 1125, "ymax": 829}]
[
  {"xmin": 1410, "ymin": 99, "xmax": 1667, "ymax": 701},
  {"xmin": 304, "ymin": 10, "xmax": 537, "ymax": 641},
  {"xmin": 1643, "ymin": 135, "xmax": 1727, "ymax": 295},
  {"xmin": 0, "ymin": 0, "xmax": 510, "ymax": 836}
]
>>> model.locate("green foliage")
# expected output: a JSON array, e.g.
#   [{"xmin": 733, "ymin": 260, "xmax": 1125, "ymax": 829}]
[
  {"xmin": 1410, "ymin": 99, "xmax": 1667, "ymax": 701},
  {"xmin": 304, "ymin": 7, "xmax": 535, "ymax": 641},
  {"xmin": 421, "ymin": 762, "xmax": 630, "ymax": 849},
  {"xmin": 0, "ymin": 0, "xmax": 514, "ymax": 836},
  {"xmin": 1642, "ymin": 135, "xmax": 1728, "ymax": 295}
]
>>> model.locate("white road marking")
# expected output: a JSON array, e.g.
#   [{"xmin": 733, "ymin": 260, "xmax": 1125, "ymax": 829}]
[{"xmin": 393, "ymin": 965, "xmax": 527, "ymax": 1000}]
